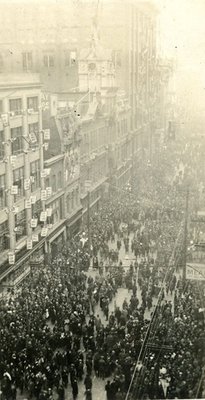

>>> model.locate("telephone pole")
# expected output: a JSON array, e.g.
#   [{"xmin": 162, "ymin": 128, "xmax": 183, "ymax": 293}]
[
  {"xmin": 183, "ymin": 186, "xmax": 189, "ymax": 282},
  {"xmin": 87, "ymin": 190, "xmax": 91, "ymax": 265}
]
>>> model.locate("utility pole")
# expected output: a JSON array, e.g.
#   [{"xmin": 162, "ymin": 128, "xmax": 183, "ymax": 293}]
[
  {"xmin": 87, "ymin": 190, "xmax": 91, "ymax": 266},
  {"xmin": 183, "ymin": 186, "xmax": 189, "ymax": 282},
  {"xmin": 131, "ymin": 135, "xmax": 134, "ymax": 189}
]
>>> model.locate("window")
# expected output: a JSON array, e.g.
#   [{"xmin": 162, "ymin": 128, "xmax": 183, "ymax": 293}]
[
  {"xmin": 0, "ymin": 131, "xmax": 4, "ymax": 160},
  {"xmin": 0, "ymin": 175, "xmax": 6, "ymax": 209},
  {"xmin": 66, "ymin": 194, "xmax": 70, "ymax": 214},
  {"xmin": 50, "ymin": 200, "xmax": 60, "ymax": 225},
  {"xmin": 0, "ymin": 221, "xmax": 9, "ymax": 252},
  {"xmin": 29, "ymin": 122, "xmax": 39, "ymax": 148},
  {"xmin": 22, "ymin": 52, "xmax": 33, "ymax": 71},
  {"xmin": 65, "ymin": 51, "xmax": 76, "ymax": 66},
  {"xmin": 58, "ymin": 171, "xmax": 62, "ymax": 190},
  {"xmin": 45, "ymin": 177, "xmax": 50, "ymax": 189},
  {"xmin": 30, "ymin": 160, "xmax": 40, "ymax": 192},
  {"xmin": 70, "ymin": 51, "xmax": 76, "ymax": 66},
  {"xmin": 13, "ymin": 167, "xmax": 24, "ymax": 201},
  {"xmin": 32, "ymin": 200, "xmax": 42, "ymax": 222},
  {"xmin": 51, "ymin": 174, "xmax": 57, "ymax": 192},
  {"xmin": 15, "ymin": 210, "xmax": 26, "ymax": 240},
  {"xmin": 9, "ymin": 98, "xmax": 22, "ymax": 115},
  {"xmin": 27, "ymin": 97, "xmax": 38, "ymax": 111},
  {"xmin": 43, "ymin": 54, "xmax": 54, "ymax": 68},
  {"xmin": 11, "ymin": 126, "xmax": 23, "ymax": 154}
]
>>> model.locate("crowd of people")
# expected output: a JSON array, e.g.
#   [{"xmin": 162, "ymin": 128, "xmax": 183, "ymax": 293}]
[{"xmin": 0, "ymin": 138, "xmax": 204, "ymax": 400}]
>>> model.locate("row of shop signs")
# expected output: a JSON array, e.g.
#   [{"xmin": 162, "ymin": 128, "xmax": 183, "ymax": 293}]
[{"xmin": 8, "ymin": 226, "xmax": 51, "ymax": 265}]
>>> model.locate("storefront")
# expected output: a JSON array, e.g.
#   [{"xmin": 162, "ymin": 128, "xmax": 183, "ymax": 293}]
[
  {"xmin": 66, "ymin": 206, "xmax": 83, "ymax": 238},
  {"xmin": 0, "ymin": 238, "xmax": 46, "ymax": 288}
]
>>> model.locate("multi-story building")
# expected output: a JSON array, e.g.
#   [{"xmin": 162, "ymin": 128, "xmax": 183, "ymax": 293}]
[
  {"xmin": 154, "ymin": 58, "xmax": 174, "ymax": 149},
  {"xmin": 42, "ymin": 101, "xmax": 82, "ymax": 258},
  {"xmin": 0, "ymin": 1, "xmax": 174, "ymax": 287},
  {"xmin": 0, "ymin": 2, "xmax": 79, "ymax": 93},
  {"xmin": 0, "ymin": 77, "xmax": 82, "ymax": 287},
  {"xmin": 92, "ymin": 0, "xmax": 158, "ymax": 162},
  {"xmin": 0, "ymin": 74, "xmax": 45, "ymax": 287},
  {"xmin": 76, "ymin": 24, "xmax": 132, "ymax": 219},
  {"xmin": 0, "ymin": 0, "xmax": 159, "ymax": 154},
  {"xmin": 46, "ymin": 21, "xmax": 133, "ymax": 223}
]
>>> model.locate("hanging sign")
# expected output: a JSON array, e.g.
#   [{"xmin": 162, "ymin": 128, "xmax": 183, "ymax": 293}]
[
  {"xmin": 41, "ymin": 92, "xmax": 49, "ymax": 111},
  {"xmin": 44, "ymin": 129, "xmax": 50, "ymax": 140},
  {"xmin": 44, "ymin": 143, "xmax": 49, "ymax": 151},
  {"xmin": 26, "ymin": 239, "xmax": 33, "ymax": 250},
  {"xmin": 41, "ymin": 190, "xmax": 47, "ymax": 201},
  {"xmin": 46, "ymin": 208, "xmax": 52, "ymax": 217},
  {"xmin": 40, "ymin": 211, "xmax": 47, "ymax": 222},
  {"xmin": 41, "ymin": 170, "xmax": 47, "ymax": 178},
  {"xmin": 25, "ymin": 199, "xmax": 31, "ymax": 209},
  {"xmin": 1, "ymin": 113, "xmax": 9, "ymax": 127},
  {"xmin": 30, "ymin": 218, "xmax": 38, "ymax": 228},
  {"xmin": 10, "ymin": 155, "xmax": 16, "ymax": 167},
  {"xmin": 46, "ymin": 187, "xmax": 52, "ymax": 197},
  {"xmin": 32, "ymin": 234, "xmax": 39, "ymax": 242},
  {"xmin": 41, "ymin": 227, "xmax": 48, "ymax": 237},
  {"xmin": 29, "ymin": 132, "xmax": 37, "ymax": 143},
  {"xmin": 11, "ymin": 185, "xmax": 18, "ymax": 195},
  {"xmin": 24, "ymin": 179, "xmax": 30, "ymax": 190},
  {"xmin": 8, "ymin": 253, "xmax": 15, "ymax": 265},
  {"xmin": 30, "ymin": 195, "xmax": 36, "ymax": 204}
]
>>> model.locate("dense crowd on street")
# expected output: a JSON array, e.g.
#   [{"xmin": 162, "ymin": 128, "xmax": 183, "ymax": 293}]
[{"xmin": 0, "ymin": 139, "xmax": 204, "ymax": 400}]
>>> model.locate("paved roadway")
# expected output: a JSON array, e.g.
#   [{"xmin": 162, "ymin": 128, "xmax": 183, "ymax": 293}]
[
  {"xmin": 17, "ymin": 233, "xmax": 173, "ymax": 400},
  {"xmin": 55, "ymin": 235, "xmax": 155, "ymax": 400}
]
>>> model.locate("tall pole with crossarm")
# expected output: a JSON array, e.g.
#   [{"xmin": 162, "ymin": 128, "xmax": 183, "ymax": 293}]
[{"xmin": 183, "ymin": 186, "xmax": 189, "ymax": 282}]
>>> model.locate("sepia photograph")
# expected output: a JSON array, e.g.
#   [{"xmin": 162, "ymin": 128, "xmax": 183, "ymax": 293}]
[{"xmin": 0, "ymin": 0, "xmax": 205, "ymax": 399}]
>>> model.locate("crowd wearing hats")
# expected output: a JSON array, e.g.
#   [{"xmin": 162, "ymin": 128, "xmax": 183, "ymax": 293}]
[{"xmin": 0, "ymin": 139, "xmax": 204, "ymax": 400}]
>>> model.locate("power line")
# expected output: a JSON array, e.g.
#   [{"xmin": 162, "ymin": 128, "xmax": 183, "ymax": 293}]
[{"xmin": 125, "ymin": 221, "xmax": 184, "ymax": 400}]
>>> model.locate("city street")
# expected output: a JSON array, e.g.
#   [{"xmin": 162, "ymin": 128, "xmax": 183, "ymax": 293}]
[
  {"xmin": 0, "ymin": 1, "xmax": 205, "ymax": 399},
  {"xmin": 50, "ymin": 235, "xmax": 165, "ymax": 400},
  {"xmin": 17, "ymin": 232, "xmax": 159, "ymax": 400}
]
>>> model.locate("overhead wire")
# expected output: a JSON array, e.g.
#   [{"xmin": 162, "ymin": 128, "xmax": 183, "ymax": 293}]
[{"xmin": 125, "ymin": 220, "xmax": 184, "ymax": 400}]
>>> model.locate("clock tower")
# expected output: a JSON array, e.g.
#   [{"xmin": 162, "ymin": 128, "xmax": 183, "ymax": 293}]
[{"xmin": 78, "ymin": 20, "xmax": 115, "ymax": 93}]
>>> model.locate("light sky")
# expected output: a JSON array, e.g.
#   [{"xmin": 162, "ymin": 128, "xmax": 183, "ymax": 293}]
[
  {"xmin": 155, "ymin": 0, "xmax": 205, "ymax": 111},
  {"xmin": 158, "ymin": 0, "xmax": 205, "ymax": 69}
]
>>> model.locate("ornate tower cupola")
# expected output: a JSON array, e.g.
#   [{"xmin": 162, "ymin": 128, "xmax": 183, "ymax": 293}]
[{"xmin": 78, "ymin": 12, "xmax": 115, "ymax": 93}]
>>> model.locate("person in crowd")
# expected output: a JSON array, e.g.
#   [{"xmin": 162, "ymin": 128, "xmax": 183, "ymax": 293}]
[{"xmin": 0, "ymin": 139, "xmax": 203, "ymax": 400}]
